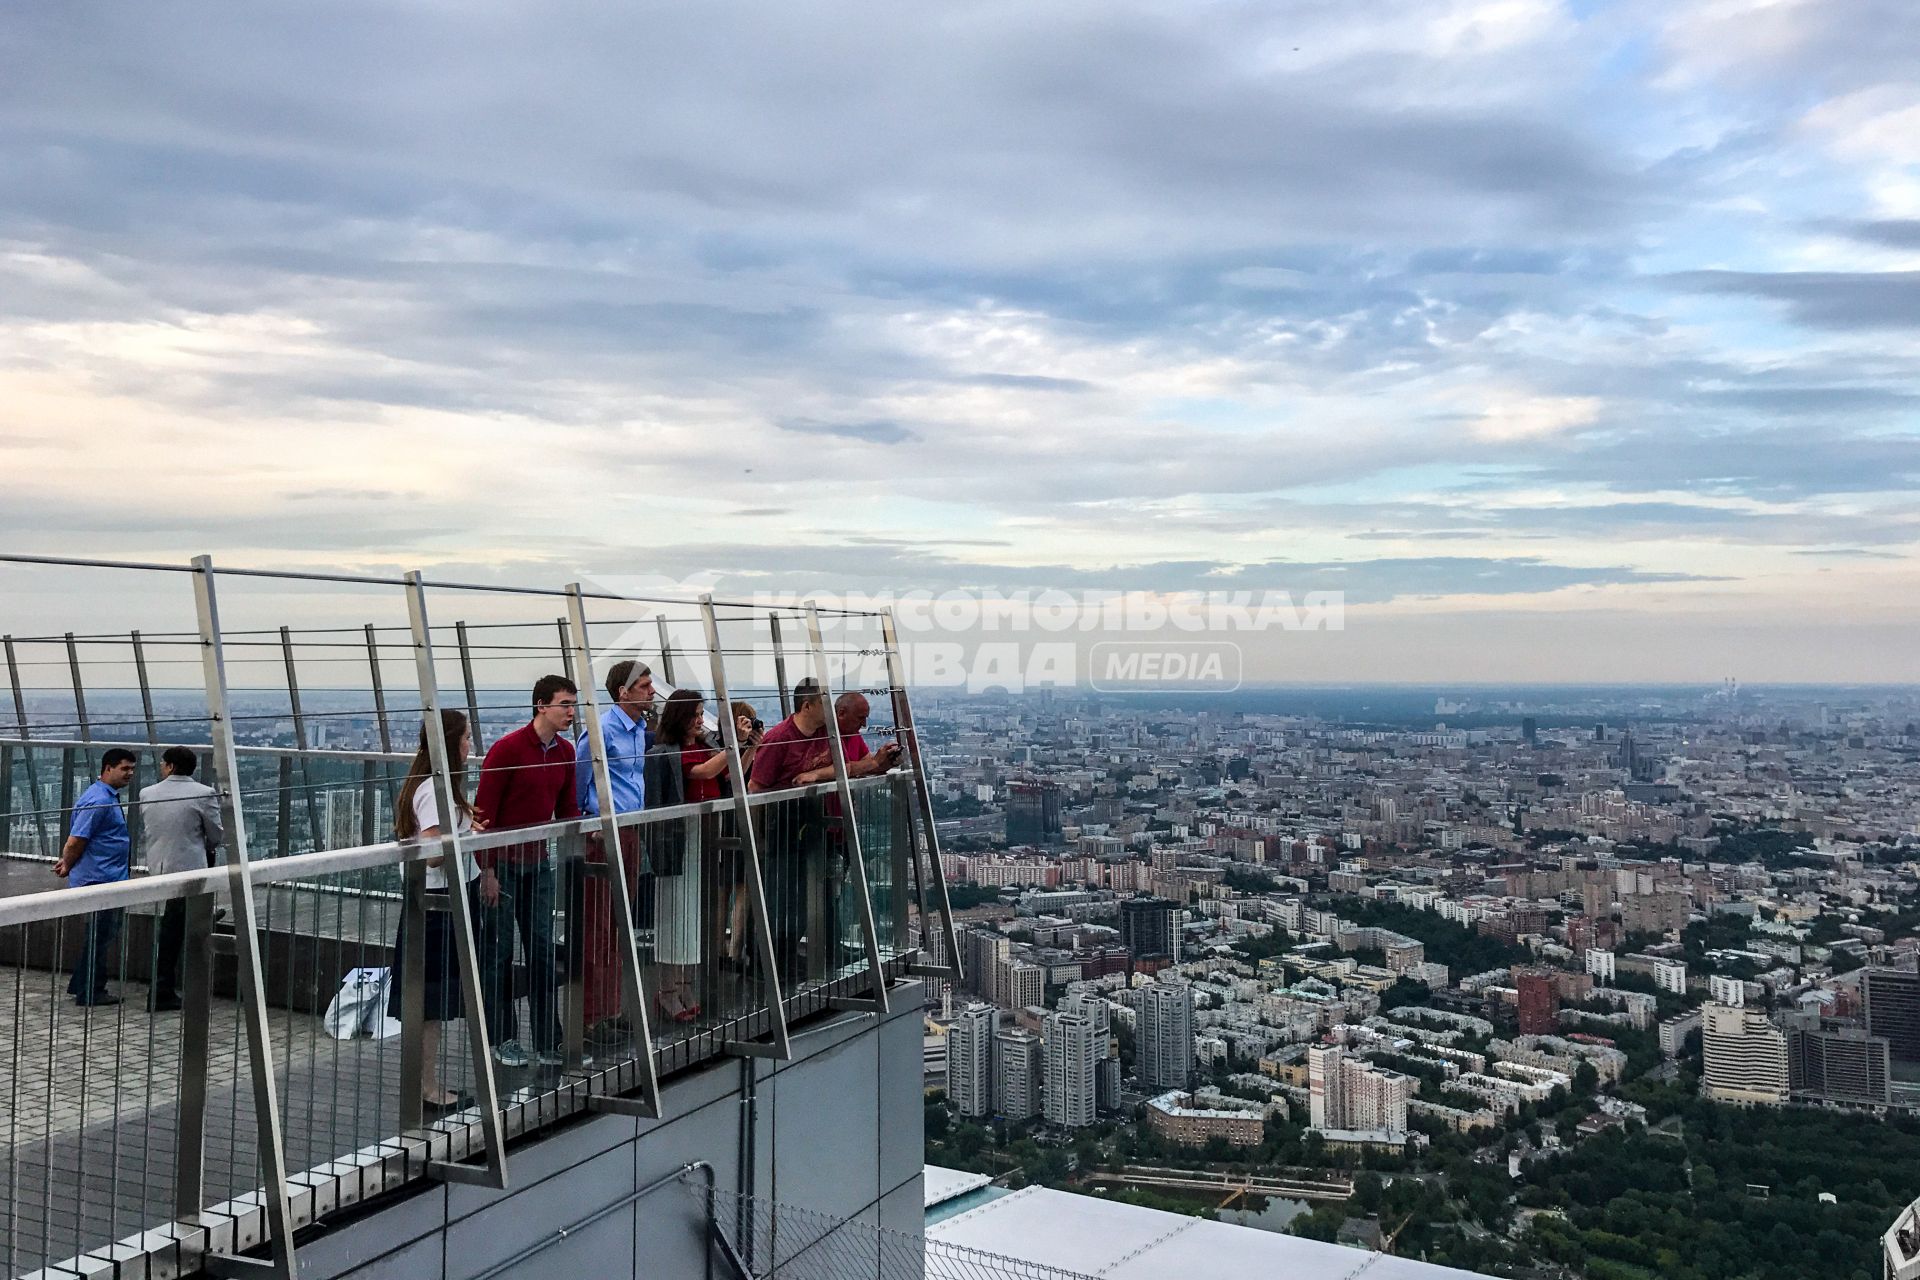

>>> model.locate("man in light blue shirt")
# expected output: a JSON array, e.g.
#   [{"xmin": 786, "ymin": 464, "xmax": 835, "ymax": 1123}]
[
  {"xmin": 578, "ymin": 659, "xmax": 654, "ymax": 817},
  {"xmin": 53, "ymin": 747, "xmax": 139, "ymax": 1006}
]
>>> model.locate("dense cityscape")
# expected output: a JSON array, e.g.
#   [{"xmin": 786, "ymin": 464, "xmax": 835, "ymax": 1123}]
[{"xmin": 911, "ymin": 683, "xmax": 1920, "ymax": 1280}]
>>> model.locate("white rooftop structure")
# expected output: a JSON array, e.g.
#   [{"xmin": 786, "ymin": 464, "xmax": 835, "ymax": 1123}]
[
  {"xmin": 928, "ymin": 1184, "xmax": 1492, "ymax": 1280},
  {"xmin": 923, "ymin": 1165, "xmax": 994, "ymax": 1209}
]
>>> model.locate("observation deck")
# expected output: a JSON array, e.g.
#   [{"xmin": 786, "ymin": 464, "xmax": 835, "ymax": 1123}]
[{"xmin": 0, "ymin": 554, "xmax": 964, "ymax": 1280}]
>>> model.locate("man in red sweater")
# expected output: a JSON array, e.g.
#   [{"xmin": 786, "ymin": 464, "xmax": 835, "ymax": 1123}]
[{"xmin": 473, "ymin": 674, "xmax": 579, "ymax": 1068}]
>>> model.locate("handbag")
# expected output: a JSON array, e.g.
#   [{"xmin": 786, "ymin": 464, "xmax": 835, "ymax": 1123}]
[{"xmin": 322, "ymin": 966, "xmax": 399, "ymax": 1039}]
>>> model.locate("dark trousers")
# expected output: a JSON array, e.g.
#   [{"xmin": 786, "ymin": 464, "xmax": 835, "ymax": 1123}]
[
  {"xmin": 152, "ymin": 854, "xmax": 213, "ymax": 1005},
  {"xmin": 762, "ymin": 800, "xmax": 831, "ymax": 983},
  {"xmin": 68, "ymin": 908, "xmax": 122, "ymax": 1001},
  {"xmin": 479, "ymin": 860, "xmax": 562, "ymax": 1053},
  {"xmin": 152, "ymin": 899, "xmax": 188, "ymax": 1003}
]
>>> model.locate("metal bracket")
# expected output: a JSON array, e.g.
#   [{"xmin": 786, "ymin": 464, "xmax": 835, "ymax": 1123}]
[
  {"xmin": 427, "ymin": 1159, "xmax": 500, "ymax": 1187},
  {"xmin": 907, "ymin": 962, "xmax": 961, "ymax": 978},
  {"xmin": 585, "ymin": 1093, "xmax": 660, "ymax": 1119},
  {"xmin": 723, "ymin": 1038, "xmax": 787, "ymax": 1059}
]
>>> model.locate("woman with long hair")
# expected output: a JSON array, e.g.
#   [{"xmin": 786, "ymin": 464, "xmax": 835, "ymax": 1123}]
[
  {"xmin": 644, "ymin": 689, "xmax": 728, "ymax": 1022},
  {"xmin": 388, "ymin": 708, "xmax": 486, "ymax": 1111}
]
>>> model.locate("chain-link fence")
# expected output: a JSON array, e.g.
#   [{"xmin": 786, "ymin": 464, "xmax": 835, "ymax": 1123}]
[{"xmin": 702, "ymin": 1185, "xmax": 1097, "ymax": 1280}]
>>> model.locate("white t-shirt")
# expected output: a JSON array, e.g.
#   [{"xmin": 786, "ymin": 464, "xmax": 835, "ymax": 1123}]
[{"xmin": 411, "ymin": 784, "xmax": 480, "ymax": 890}]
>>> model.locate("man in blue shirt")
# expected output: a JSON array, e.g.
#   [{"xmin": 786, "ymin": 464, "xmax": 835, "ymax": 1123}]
[
  {"xmin": 53, "ymin": 747, "xmax": 139, "ymax": 1006},
  {"xmin": 576, "ymin": 659, "xmax": 652, "ymax": 1042},
  {"xmin": 577, "ymin": 658, "xmax": 653, "ymax": 817}
]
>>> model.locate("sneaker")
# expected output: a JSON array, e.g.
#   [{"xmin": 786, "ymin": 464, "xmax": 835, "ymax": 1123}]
[
  {"xmin": 492, "ymin": 1040, "xmax": 531, "ymax": 1068},
  {"xmin": 535, "ymin": 1047, "xmax": 594, "ymax": 1068}
]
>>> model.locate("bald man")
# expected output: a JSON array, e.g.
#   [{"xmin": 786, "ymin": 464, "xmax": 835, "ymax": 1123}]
[{"xmin": 792, "ymin": 692, "xmax": 902, "ymax": 785}]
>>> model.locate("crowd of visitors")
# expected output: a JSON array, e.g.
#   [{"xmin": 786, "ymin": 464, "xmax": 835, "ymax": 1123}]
[{"xmin": 51, "ymin": 665, "xmax": 903, "ymax": 1093}]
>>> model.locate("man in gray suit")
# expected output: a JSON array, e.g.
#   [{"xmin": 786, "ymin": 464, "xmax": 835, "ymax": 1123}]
[{"xmin": 141, "ymin": 745, "xmax": 224, "ymax": 1012}]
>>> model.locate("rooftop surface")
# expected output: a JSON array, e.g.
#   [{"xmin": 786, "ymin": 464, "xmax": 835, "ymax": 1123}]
[{"xmin": 927, "ymin": 1184, "xmax": 1492, "ymax": 1280}]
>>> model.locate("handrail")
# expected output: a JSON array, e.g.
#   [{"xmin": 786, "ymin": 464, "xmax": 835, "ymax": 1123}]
[
  {"xmin": 0, "ymin": 770, "xmax": 907, "ymax": 925},
  {"xmin": 0, "ymin": 732, "xmax": 411, "ymax": 764},
  {"xmin": 0, "ymin": 552, "xmax": 893, "ymax": 613}
]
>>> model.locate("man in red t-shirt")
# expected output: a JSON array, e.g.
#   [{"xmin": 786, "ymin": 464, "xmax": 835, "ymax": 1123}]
[
  {"xmin": 472, "ymin": 674, "xmax": 579, "ymax": 1069},
  {"xmin": 749, "ymin": 685, "xmax": 902, "ymax": 980}
]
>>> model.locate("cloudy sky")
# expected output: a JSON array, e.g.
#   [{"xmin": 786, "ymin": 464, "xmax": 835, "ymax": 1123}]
[{"xmin": 2, "ymin": 0, "xmax": 1917, "ymax": 682}]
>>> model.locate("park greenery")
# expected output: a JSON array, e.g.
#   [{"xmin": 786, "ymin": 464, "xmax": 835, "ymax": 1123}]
[{"xmin": 1336, "ymin": 896, "xmax": 1531, "ymax": 973}]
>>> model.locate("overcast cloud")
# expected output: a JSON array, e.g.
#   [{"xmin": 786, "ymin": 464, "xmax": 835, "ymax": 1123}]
[{"xmin": 0, "ymin": 0, "xmax": 1916, "ymax": 681}]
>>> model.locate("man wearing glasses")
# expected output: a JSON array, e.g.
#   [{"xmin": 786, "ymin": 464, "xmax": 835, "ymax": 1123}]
[{"xmin": 473, "ymin": 675, "xmax": 580, "ymax": 1068}]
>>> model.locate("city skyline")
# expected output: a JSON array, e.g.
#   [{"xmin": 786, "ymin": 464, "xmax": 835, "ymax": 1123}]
[{"xmin": 2, "ymin": 3, "xmax": 1918, "ymax": 682}]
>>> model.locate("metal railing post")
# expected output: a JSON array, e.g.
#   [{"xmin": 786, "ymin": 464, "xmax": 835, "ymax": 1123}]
[
  {"xmin": 655, "ymin": 616, "xmax": 677, "ymax": 687},
  {"xmin": 880, "ymin": 609, "xmax": 961, "ymax": 983},
  {"xmin": 190, "ymin": 555, "xmax": 298, "ymax": 1280},
  {"xmin": 0, "ymin": 743, "xmax": 13, "ymax": 857},
  {"xmin": 556, "ymin": 618, "xmax": 577, "ymax": 689},
  {"xmin": 403, "ymin": 572, "xmax": 510, "ymax": 1188},
  {"xmin": 366, "ymin": 623, "xmax": 392, "ymax": 754},
  {"xmin": 398, "ymin": 858, "xmax": 428, "ymax": 1135},
  {"xmin": 802, "ymin": 606, "xmax": 888, "ymax": 1013},
  {"xmin": 173, "ymin": 889, "xmax": 215, "ymax": 1218},
  {"xmin": 276, "ymin": 757, "xmax": 293, "ymax": 858},
  {"xmin": 64, "ymin": 632, "xmax": 90, "ymax": 742},
  {"xmin": 700, "ymin": 597, "xmax": 791, "ymax": 1060},
  {"xmin": 564, "ymin": 585, "xmax": 663, "ymax": 1115},
  {"xmin": 279, "ymin": 626, "xmax": 322, "ymax": 854},
  {"xmin": 768, "ymin": 616, "xmax": 792, "ymax": 719},
  {"xmin": 133, "ymin": 630, "xmax": 160, "ymax": 745},
  {"xmin": 4, "ymin": 635, "xmax": 49, "ymax": 855},
  {"xmin": 455, "ymin": 621, "xmax": 485, "ymax": 750},
  {"xmin": 889, "ymin": 774, "xmax": 914, "ymax": 953}
]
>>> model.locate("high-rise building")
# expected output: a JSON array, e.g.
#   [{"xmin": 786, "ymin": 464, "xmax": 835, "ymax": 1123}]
[
  {"xmin": 1043, "ymin": 1010, "xmax": 1100, "ymax": 1128},
  {"xmin": 969, "ymin": 930, "xmax": 1011, "ymax": 1002},
  {"xmin": 948, "ymin": 1003, "xmax": 998, "ymax": 1118},
  {"xmin": 994, "ymin": 1029, "xmax": 1043, "ymax": 1121},
  {"xmin": 1516, "ymin": 971, "xmax": 1559, "ymax": 1036},
  {"xmin": 1788, "ymin": 1021, "xmax": 1892, "ymax": 1107},
  {"xmin": 1521, "ymin": 716, "xmax": 1537, "ymax": 744},
  {"xmin": 1059, "ymin": 991, "xmax": 1111, "ymax": 1040},
  {"xmin": 1864, "ymin": 969, "xmax": 1920, "ymax": 1063},
  {"xmin": 1120, "ymin": 897, "xmax": 1180, "ymax": 965},
  {"xmin": 1307, "ymin": 1045, "xmax": 1410, "ymax": 1135},
  {"xmin": 1001, "ymin": 960, "xmax": 1044, "ymax": 1012},
  {"xmin": 1138, "ymin": 981, "xmax": 1195, "ymax": 1092},
  {"xmin": 1005, "ymin": 780, "xmax": 1064, "ymax": 846},
  {"xmin": 1096, "ymin": 1055, "xmax": 1122, "ymax": 1112},
  {"xmin": 322, "ymin": 789, "xmax": 362, "ymax": 849},
  {"xmin": 1709, "ymin": 974, "xmax": 1746, "ymax": 1007},
  {"xmin": 1702, "ymin": 1002, "xmax": 1789, "ymax": 1106}
]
